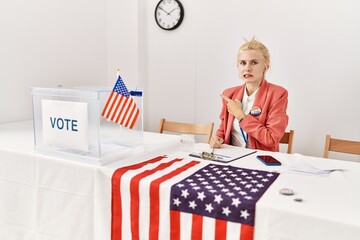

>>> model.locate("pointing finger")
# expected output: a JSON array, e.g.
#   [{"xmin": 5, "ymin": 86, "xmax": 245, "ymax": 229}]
[{"xmin": 221, "ymin": 94, "xmax": 231, "ymax": 102}]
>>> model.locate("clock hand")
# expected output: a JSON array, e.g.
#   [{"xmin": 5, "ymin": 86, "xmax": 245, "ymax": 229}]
[
  {"xmin": 168, "ymin": 8, "xmax": 176, "ymax": 15},
  {"xmin": 159, "ymin": 6, "xmax": 170, "ymax": 14}
]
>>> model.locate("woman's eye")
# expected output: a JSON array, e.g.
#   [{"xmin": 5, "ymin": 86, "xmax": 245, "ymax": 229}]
[
  {"xmin": 239, "ymin": 61, "xmax": 246, "ymax": 65},
  {"xmin": 251, "ymin": 61, "xmax": 258, "ymax": 65}
]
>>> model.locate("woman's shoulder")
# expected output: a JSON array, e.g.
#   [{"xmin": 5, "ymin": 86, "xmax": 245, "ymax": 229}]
[
  {"xmin": 223, "ymin": 85, "xmax": 245, "ymax": 96},
  {"xmin": 264, "ymin": 80, "xmax": 288, "ymax": 94}
]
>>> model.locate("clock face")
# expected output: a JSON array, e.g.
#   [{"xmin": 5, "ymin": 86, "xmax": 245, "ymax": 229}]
[{"xmin": 155, "ymin": 0, "xmax": 184, "ymax": 30}]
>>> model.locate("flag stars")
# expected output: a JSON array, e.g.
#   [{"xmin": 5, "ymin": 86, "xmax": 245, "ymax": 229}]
[
  {"xmin": 205, "ymin": 203, "xmax": 214, "ymax": 213},
  {"xmin": 226, "ymin": 192, "xmax": 235, "ymax": 197},
  {"xmin": 262, "ymin": 178, "xmax": 269, "ymax": 182},
  {"xmin": 181, "ymin": 189, "xmax": 189, "ymax": 198},
  {"xmin": 240, "ymin": 209, "xmax": 250, "ymax": 219},
  {"xmin": 197, "ymin": 191, "xmax": 206, "ymax": 201},
  {"xmin": 232, "ymin": 198, "xmax": 242, "ymax": 207},
  {"xmin": 173, "ymin": 198, "xmax": 181, "ymax": 206},
  {"xmin": 257, "ymin": 183, "xmax": 265, "ymax": 188},
  {"xmin": 214, "ymin": 194, "xmax": 223, "ymax": 204},
  {"xmin": 189, "ymin": 200, "xmax": 197, "ymax": 209},
  {"xmin": 250, "ymin": 188, "xmax": 259, "ymax": 193},
  {"xmin": 177, "ymin": 183, "xmax": 184, "ymax": 188},
  {"xmin": 222, "ymin": 207, "xmax": 231, "ymax": 216},
  {"xmin": 239, "ymin": 191, "xmax": 247, "ymax": 196}
]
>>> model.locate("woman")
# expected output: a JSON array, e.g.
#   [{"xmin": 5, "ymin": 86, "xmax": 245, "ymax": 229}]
[{"xmin": 210, "ymin": 38, "xmax": 288, "ymax": 152}]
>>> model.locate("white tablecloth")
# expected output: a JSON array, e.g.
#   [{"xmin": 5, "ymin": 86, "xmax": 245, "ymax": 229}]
[
  {"xmin": 1, "ymin": 121, "xmax": 360, "ymax": 240},
  {"xmin": 0, "ymin": 121, "xmax": 180, "ymax": 240}
]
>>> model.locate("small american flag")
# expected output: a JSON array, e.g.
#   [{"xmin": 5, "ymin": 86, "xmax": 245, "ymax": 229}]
[
  {"xmin": 102, "ymin": 74, "xmax": 139, "ymax": 129},
  {"xmin": 111, "ymin": 156, "xmax": 279, "ymax": 240}
]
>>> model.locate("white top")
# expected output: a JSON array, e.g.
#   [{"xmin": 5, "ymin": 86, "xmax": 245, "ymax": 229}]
[{"xmin": 231, "ymin": 87, "xmax": 259, "ymax": 147}]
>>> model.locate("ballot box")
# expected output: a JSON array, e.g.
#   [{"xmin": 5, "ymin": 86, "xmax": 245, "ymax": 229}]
[{"xmin": 31, "ymin": 87, "xmax": 143, "ymax": 165}]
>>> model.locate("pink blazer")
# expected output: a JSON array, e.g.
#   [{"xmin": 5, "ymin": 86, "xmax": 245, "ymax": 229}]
[{"xmin": 216, "ymin": 79, "xmax": 289, "ymax": 152}]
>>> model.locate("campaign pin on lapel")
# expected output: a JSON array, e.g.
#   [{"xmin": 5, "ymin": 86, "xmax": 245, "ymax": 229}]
[{"xmin": 250, "ymin": 107, "xmax": 262, "ymax": 116}]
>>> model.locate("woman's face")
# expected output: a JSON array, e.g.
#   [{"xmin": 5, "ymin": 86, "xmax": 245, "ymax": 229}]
[{"xmin": 237, "ymin": 49, "xmax": 267, "ymax": 85}]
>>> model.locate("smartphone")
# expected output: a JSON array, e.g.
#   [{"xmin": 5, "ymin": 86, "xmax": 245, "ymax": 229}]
[{"xmin": 256, "ymin": 155, "xmax": 281, "ymax": 166}]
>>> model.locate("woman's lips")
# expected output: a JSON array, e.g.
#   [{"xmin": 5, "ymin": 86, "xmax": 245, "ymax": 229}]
[{"xmin": 244, "ymin": 74, "xmax": 253, "ymax": 78}]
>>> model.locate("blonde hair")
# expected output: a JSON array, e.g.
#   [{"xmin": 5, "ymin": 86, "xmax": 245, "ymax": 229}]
[{"xmin": 237, "ymin": 37, "xmax": 270, "ymax": 70}]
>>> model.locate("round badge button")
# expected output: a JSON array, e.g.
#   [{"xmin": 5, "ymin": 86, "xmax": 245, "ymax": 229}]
[{"xmin": 279, "ymin": 188, "xmax": 294, "ymax": 196}]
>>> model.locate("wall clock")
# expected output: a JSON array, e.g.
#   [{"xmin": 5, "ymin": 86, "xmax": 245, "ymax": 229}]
[{"xmin": 154, "ymin": 0, "xmax": 184, "ymax": 31}]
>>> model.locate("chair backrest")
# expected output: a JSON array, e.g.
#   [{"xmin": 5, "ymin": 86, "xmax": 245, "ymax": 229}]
[
  {"xmin": 323, "ymin": 135, "xmax": 360, "ymax": 158},
  {"xmin": 158, "ymin": 118, "xmax": 214, "ymax": 144},
  {"xmin": 279, "ymin": 130, "xmax": 295, "ymax": 154}
]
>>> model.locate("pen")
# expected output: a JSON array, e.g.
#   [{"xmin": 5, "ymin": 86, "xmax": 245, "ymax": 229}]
[{"xmin": 213, "ymin": 153, "xmax": 231, "ymax": 158}]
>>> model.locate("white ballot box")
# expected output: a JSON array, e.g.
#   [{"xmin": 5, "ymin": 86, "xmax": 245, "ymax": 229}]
[{"xmin": 31, "ymin": 87, "xmax": 143, "ymax": 165}]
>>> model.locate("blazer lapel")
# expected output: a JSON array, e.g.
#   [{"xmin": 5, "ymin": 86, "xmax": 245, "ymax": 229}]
[
  {"xmin": 253, "ymin": 79, "xmax": 268, "ymax": 111},
  {"xmin": 225, "ymin": 85, "xmax": 245, "ymax": 139}
]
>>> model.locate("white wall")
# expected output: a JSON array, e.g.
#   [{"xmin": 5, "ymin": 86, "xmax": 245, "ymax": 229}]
[
  {"xmin": 0, "ymin": 0, "xmax": 107, "ymax": 123},
  {"xmin": 141, "ymin": 0, "xmax": 360, "ymax": 160},
  {"xmin": 1, "ymin": 0, "xmax": 359, "ymax": 160}
]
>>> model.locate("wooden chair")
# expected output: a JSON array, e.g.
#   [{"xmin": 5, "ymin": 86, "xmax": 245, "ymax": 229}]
[
  {"xmin": 158, "ymin": 118, "xmax": 214, "ymax": 144},
  {"xmin": 323, "ymin": 135, "xmax": 360, "ymax": 158},
  {"xmin": 280, "ymin": 130, "xmax": 295, "ymax": 154}
]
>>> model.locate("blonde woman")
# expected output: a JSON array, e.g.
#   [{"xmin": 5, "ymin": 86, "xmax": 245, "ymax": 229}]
[{"xmin": 210, "ymin": 38, "xmax": 288, "ymax": 152}]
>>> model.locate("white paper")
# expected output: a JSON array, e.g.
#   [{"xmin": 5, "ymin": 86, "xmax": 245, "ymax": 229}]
[{"xmin": 42, "ymin": 99, "xmax": 89, "ymax": 152}]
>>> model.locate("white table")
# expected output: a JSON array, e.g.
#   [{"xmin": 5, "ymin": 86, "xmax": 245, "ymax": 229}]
[
  {"xmin": 0, "ymin": 121, "xmax": 180, "ymax": 240},
  {"xmin": 1, "ymin": 121, "xmax": 360, "ymax": 240}
]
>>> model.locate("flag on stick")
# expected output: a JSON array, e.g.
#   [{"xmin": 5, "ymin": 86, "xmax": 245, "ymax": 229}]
[{"xmin": 102, "ymin": 72, "xmax": 140, "ymax": 129}]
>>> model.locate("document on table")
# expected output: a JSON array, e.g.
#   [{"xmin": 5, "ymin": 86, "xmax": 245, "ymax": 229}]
[
  {"xmin": 286, "ymin": 154, "xmax": 345, "ymax": 176},
  {"xmin": 190, "ymin": 143, "xmax": 257, "ymax": 163}
]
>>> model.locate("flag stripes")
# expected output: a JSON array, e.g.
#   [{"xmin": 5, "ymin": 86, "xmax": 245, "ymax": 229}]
[
  {"xmin": 102, "ymin": 74, "xmax": 140, "ymax": 129},
  {"xmin": 111, "ymin": 156, "xmax": 273, "ymax": 240}
]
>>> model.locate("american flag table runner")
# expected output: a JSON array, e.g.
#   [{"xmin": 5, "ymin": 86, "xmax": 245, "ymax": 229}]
[{"xmin": 111, "ymin": 156, "xmax": 279, "ymax": 240}]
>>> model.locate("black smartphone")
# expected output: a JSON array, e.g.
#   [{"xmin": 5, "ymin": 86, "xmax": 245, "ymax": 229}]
[{"xmin": 256, "ymin": 155, "xmax": 281, "ymax": 166}]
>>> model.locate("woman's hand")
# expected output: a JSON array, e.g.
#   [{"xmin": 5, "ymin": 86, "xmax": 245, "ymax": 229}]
[
  {"xmin": 221, "ymin": 94, "xmax": 245, "ymax": 120},
  {"xmin": 210, "ymin": 135, "xmax": 224, "ymax": 148}
]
